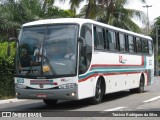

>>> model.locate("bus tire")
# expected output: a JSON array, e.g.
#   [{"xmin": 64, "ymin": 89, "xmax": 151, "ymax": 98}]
[
  {"xmin": 130, "ymin": 75, "xmax": 144, "ymax": 93},
  {"xmin": 90, "ymin": 78, "xmax": 104, "ymax": 104},
  {"xmin": 43, "ymin": 99, "xmax": 58, "ymax": 106}
]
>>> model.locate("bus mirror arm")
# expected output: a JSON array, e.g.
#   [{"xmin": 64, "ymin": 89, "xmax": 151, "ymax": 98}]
[
  {"xmin": 78, "ymin": 37, "xmax": 86, "ymax": 46},
  {"xmin": 9, "ymin": 37, "xmax": 18, "ymax": 42}
]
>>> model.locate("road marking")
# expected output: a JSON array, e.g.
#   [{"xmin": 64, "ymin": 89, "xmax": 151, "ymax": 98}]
[
  {"xmin": 143, "ymin": 96, "xmax": 160, "ymax": 103},
  {"xmin": 103, "ymin": 107, "xmax": 125, "ymax": 111}
]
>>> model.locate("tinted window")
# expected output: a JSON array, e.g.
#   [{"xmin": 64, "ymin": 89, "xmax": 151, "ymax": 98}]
[
  {"xmin": 17, "ymin": 25, "xmax": 78, "ymax": 76},
  {"xmin": 148, "ymin": 40, "xmax": 153, "ymax": 54},
  {"xmin": 128, "ymin": 35, "xmax": 134, "ymax": 53},
  {"xmin": 107, "ymin": 30, "xmax": 116, "ymax": 51},
  {"xmin": 94, "ymin": 26, "xmax": 104, "ymax": 49},
  {"xmin": 79, "ymin": 23, "xmax": 92, "ymax": 74},
  {"xmin": 119, "ymin": 33, "xmax": 126, "ymax": 52},
  {"xmin": 142, "ymin": 39, "xmax": 149, "ymax": 54},
  {"xmin": 136, "ymin": 37, "xmax": 142, "ymax": 53}
]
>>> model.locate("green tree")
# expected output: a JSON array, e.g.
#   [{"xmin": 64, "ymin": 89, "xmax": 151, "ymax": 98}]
[
  {"xmin": 69, "ymin": 0, "xmax": 147, "ymax": 32},
  {"xmin": 0, "ymin": 0, "xmax": 42, "ymax": 38},
  {"xmin": 0, "ymin": 0, "xmax": 75, "ymax": 39},
  {"xmin": 98, "ymin": 0, "xmax": 147, "ymax": 32},
  {"xmin": 0, "ymin": 0, "xmax": 21, "ymax": 39},
  {"xmin": 0, "ymin": 42, "xmax": 16, "ymax": 98},
  {"xmin": 41, "ymin": 0, "xmax": 55, "ymax": 12},
  {"xmin": 150, "ymin": 16, "xmax": 160, "ymax": 48},
  {"xmin": 44, "ymin": 6, "xmax": 76, "ymax": 18}
]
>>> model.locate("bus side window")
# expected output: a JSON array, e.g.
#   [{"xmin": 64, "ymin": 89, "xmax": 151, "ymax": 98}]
[
  {"xmin": 128, "ymin": 35, "xmax": 134, "ymax": 53},
  {"xmin": 108, "ymin": 30, "xmax": 116, "ymax": 51},
  {"xmin": 79, "ymin": 23, "xmax": 92, "ymax": 74},
  {"xmin": 93, "ymin": 26, "xmax": 104, "ymax": 49},
  {"xmin": 148, "ymin": 40, "xmax": 153, "ymax": 55},
  {"xmin": 119, "ymin": 33, "xmax": 126, "ymax": 52},
  {"xmin": 142, "ymin": 39, "xmax": 149, "ymax": 54},
  {"xmin": 136, "ymin": 37, "xmax": 142, "ymax": 53}
]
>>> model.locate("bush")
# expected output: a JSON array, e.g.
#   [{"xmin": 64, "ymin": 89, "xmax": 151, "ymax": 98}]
[{"xmin": 0, "ymin": 41, "xmax": 16, "ymax": 98}]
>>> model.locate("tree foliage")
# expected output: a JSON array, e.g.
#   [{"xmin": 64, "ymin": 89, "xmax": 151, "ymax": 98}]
[
  {"xmin": 0, "ymin": 42, "xmax": 16, "ymax": 98},
  {"xmin": 79, "ymin": 0, "xmax": 147, "ymax": 32},
  {"xmin": 0, "ymin": 0, "xmax": 75, "ymax": 39},
  {"xmin": 150, "ymin": 16, "xmax": 160, "ymax": 47},
  {"xmin": 0, "ymin": 0, "xmax": 147, "ymax": 39}
]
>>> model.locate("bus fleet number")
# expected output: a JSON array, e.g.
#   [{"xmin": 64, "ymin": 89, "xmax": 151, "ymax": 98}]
[{"xmin": 17, "ymin": 78, "xmax": 24, "ymax": 83}]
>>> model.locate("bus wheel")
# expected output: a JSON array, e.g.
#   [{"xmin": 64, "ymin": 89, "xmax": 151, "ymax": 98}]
[
  {"xmin": 90, "ymin": 78, "xmax": 104, "ymax": 104},
  {"xmin": 43, "ymin": 99, "xmax": 58, "ymax": 106},
  {"xmin": 130, "ymin": 75, "xmax": 144, "ymax": 93},
  {"xmin": 137, "ymin": 76, "xmax": 145, "ymax": 93}
]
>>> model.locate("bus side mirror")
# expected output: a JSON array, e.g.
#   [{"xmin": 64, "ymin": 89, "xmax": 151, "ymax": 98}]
[
  {"xmin": 78, "ymin": 37, "xmax": 85, "ymax": 44},
  {"xmin": 9, "ymin": 37, "xmax": 18, "ymax": 42},
  {"xmin": 78, "ymin": 37, "xmax": 86, "ymax": 56}
]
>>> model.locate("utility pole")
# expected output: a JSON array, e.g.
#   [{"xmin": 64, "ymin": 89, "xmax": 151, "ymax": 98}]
[{"xmin": 143, "ymin": 5, "xmax": 152, "ymax": 34}]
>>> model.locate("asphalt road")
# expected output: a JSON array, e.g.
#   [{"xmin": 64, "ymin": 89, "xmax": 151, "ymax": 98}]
[{"xmin": 0, "ymin": 77, "xmax": 160, "ymax": 119}]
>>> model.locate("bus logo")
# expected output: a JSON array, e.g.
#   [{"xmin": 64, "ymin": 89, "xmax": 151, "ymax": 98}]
[
  {"xmin": 119, "ymin": 55, "xmax": 127, "ymax": 64},
  {"xmin": 39, "ymin": 83, "xmax": 44, "ymax": 88}
]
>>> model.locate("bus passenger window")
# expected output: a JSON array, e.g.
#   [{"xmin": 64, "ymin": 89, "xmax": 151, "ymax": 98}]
[
  {"xmin": 148, "ymin": 40, "xmax": 153, "ymax": 54},
  {"xmin": 119, "ymin": 33, "xmax": 126, "ymax": 52},
  {"xmin": 136, "ymin": 37, "xmax": 142, "ymax": 53},
  {"xmin": 93, "ymin": 26, "xmax": 104, "ymax": 49},
  {"xmin": 128, "ymin": 35, "xmax": 134, "ymax": 53},
  {"xmin": 108, "ymin": 30, "xmax": 116, "ymax": 51},
  {"xmin": 142, "ymin": 39, "xmax": 149, "ymax": 54}
]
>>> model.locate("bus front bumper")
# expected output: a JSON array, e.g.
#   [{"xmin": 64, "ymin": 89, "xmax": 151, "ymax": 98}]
[{"xmin": 15, "ymin": 87, "xmax": 78, "ymax": 100}]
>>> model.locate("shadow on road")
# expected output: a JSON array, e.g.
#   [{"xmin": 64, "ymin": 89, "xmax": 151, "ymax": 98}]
[{"xmin": 0, "ymin": 90, "xmax": 149, "ymax": 111}]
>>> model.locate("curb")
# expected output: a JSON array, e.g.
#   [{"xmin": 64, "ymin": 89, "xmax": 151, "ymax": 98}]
[{"xmin": 0, "ymin": 98, "xmax": 28, "ymax": 104}]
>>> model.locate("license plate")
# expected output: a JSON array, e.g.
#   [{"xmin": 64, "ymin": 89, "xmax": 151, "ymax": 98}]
[{"xmin": 37, "ymin": 94, "xmax": 47, "ymax": 98}]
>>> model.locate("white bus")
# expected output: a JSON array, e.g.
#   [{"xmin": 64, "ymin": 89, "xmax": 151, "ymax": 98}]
[{"xmin": 14, "ymin": 18, "xmax": 154, "ymax": 105}]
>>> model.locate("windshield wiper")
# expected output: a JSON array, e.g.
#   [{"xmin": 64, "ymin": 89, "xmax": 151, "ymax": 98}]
[
  {"xmin": 25, "ymin": 55, "xmax": 56, "ymax": 76},
  {"xmin": 42, "ymin": 55, "xmax": 57, "ymax": 75}
]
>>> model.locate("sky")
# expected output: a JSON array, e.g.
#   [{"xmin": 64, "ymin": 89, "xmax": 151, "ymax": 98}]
[
  {"xmin": 126, "ymin": 0, "xmax": 160, "ymax": 26},
  {"xmin": 54, "ymin": 0, "xmax": 160, "ymax": 27}
]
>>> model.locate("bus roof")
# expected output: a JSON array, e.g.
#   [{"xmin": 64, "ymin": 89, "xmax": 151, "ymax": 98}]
[{"xmin": 22, "ymin": 18, "xmax": 152, "ymax": 40}]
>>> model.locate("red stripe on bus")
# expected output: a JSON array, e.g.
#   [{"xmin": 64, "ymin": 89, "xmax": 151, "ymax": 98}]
[
  {"xmin": 79, "ymin": 72, "xmax": 147, "ymax": 83},
  {"xmin": 79, "ymin": 74, "xmax": 98, "ymax": 83}
]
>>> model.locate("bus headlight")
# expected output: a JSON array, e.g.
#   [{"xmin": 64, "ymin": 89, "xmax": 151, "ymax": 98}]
[
  {"xmin": 15, "ymin": 83, "xmax": 27, "ymax": 89},
  {"xmin": 58, "ymin": 83, "xmax": 76, "ymax": 89}
]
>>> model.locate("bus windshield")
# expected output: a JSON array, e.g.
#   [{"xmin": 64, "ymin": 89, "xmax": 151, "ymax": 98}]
[{"xmin": 16, "ymin": 24, "xmax": 78, "ymax": 77}]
